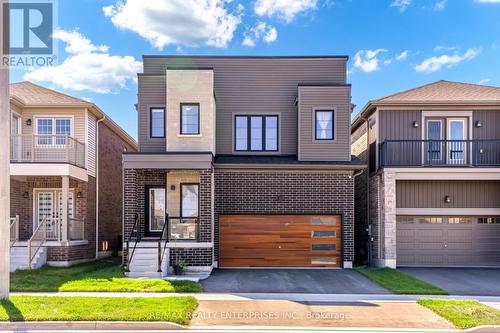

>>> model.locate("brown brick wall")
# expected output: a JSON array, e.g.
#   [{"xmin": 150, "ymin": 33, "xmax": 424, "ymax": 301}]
[
  {"xmin": 10, "ymin": 176, "xmax": 96, "ymax": 262},
  {"xmin": 98, "ymin": 123, "xmax": 137, "ymax": 252},
  {"xmin": 214, "ymin": 170, "xmax": 355, "ymax": 264}
]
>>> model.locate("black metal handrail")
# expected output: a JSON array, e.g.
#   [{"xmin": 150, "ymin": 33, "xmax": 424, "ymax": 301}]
[
  {"xmin": 379, "ymin": 139, "xmax": 500, "ymax": 167},
  {"xmin": 124, "ymin": 213, "xmax": 140, "ymax": 272},
  {"xmin": 158, "ymin": 214, "xmax": 169, "ymax": 273}
]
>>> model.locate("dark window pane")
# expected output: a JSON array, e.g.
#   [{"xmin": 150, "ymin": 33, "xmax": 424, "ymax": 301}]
[
  {"xmin": 315, "ymin": 110, "xmax": 333, "ymax": 140},
  {"xmin": 235, "ymin": 116, "xmax": 248, "ymax": 151},
  {"xmin": 311, "ymin": 217, "xmax": 337, "ymax": 225},
  {"xmin": 151, "ymin": 108, "xmax": 165, "ymax": 137},
  {"xmin": 181, "ymin": 104, "xmax": 199, "ymax": 134},
  {"xmin": 250, "ymin": 116, "xmax": 262, "ymax": 150},
  {"xmin": 265, "ymin": 116, "xmax": 278, "ymax": 151},
  {"xmin": 312, "ymin": 244, "xmax": 336, "ymax": 251}
]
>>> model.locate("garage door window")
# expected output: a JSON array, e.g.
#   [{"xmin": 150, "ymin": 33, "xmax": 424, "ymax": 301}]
[
  {"xmin": 311, "ymin": 257, "xmax": 336, "ymax": 265},
  {"xmin": 418, "ymin": 217, "xmax": 443, "ymax": 224},
  {"xmin": 312, "ymin": 231, "xmax": 336, "ymax": 238},
  {"xmin": 449, "ymin": 217, "xmax": 473, "ymax": 224},
  {"xmin": 312, "ymin": 244, "xmax": 336, "ymax": 251},
  {"xmin": 311, "ymin": 217, "xmax": 337, "ymax": 225},
  {"xmin": 478, "ymin": 217, "xmax": 500, "ymax": 224}
]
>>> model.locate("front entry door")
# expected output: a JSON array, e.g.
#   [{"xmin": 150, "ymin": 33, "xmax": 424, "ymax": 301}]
[
  {"xmin": 35, "ymin": 190, "xmax": 74, "ymax": 240},
  {"xmin": 146, "ymin": 187, "xmax": 166, "ymax": 237}
]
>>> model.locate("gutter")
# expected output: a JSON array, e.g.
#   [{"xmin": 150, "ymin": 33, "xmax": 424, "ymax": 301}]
[
  {"xmin": 95, "ymin": 115, "xmax": 106, "ymax": 258},
  {"xmin": 360, "ymin": 115, "xmax": 372, "ymax": 267}
]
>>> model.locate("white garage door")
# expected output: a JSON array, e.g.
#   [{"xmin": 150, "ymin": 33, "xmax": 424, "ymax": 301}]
[{"xmin": 397, "ymin": 216, "xmax": 500, "ymax": 267}]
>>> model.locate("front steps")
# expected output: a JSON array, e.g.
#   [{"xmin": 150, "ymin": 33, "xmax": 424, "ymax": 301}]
[
  {"xmin": 125, "ymin": 243, "xmax": 169, "ymax": 278},
  {"xmin": 10, "ymin": 242, "xmax": 47, "ymax": 272}
]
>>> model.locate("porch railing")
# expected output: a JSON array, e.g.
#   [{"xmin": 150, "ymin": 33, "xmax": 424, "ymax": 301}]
[
  {"xmin": 46, "ymin": 216, "xmax": 61, "ymax": 241},
  {"xmin": 10, "ymin": 134, "xmax": 86, "ymax": 168},
  {"xmin": 124, "ymin": 214, "xmax": 140, "ymax": 272},
  {"xmin": 379, "ymin": 139, "xmax": 500, "ymax": 167},
  {"xmin": 10, "ymin": 215, "xmax": 19, "ymax": 247},
  {"xmin": 165, "ymin": 217, "xmax": 199, "ymax": 241},
  {"xmin": 69, "ymin": 218, "xmax": 85, "ymax": 241},
  {"xmin": 28, "ymin": 216, "xmax": 48, "ymax": 269}
]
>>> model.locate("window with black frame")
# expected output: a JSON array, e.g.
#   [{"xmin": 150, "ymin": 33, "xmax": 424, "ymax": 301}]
[{"xmin": 234, "ymin": 115, "xmax": 278, "ymax": 151}]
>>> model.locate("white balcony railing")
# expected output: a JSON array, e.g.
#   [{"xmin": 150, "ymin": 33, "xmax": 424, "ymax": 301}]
[{"xmin": 10, "ymin": 134, "xmax": 86, "ymax": 168}]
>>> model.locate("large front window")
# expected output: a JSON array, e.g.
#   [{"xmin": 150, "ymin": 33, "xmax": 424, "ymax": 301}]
[
  {"xmin": 180, "ymin": 103, "xmax": 200, "ymax": 135},
  {"xmin": 169, "ymin": 184, "xmax": 199, "ymax": 241},
  {"xmin": 234, "ymin": 115, "xmax": 278, "ymax": 152},
  {"xmin": 36, "ymin": 117, "xmax": 71, "ymax": 145}
]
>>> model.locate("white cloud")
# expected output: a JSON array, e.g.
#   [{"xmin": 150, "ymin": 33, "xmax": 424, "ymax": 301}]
[
  {"xmin": 478, "ymin": 78, "xmax": 491, "ymax": 84},
  {"xmin": 435, "ymin": 45, "xmax": 459, "ymax": 51},
  {"xmin": 103, "ymin": 0, "xmax": 241, "ymax": 49},
  {"xmin": 383, "ymin": 59, "xmax": 392, "ymax": 65},
  {"xmin": 474, "ymin": 0, "xmax": 500, "ymax": 3},
  {"xmin": 254, "ymin": 0, "xmax": 318, "ymax": 23},
  {"xmin": 353, "ymin": 49, "xmax": 388, "ymax": 73},
  {"xmin": 396, "ymin": 50, "xmax": 409, "ymax": 61},
  {"xmin": 24, "ymin": 30, "xmax": 142, "ymax": 94},
  {"xmin": 242, "ymin": 21, "xmax": 278, "ymax": 47},
  {"xmin": 434, "ymin": 0, "xmax": 447, "ymax": 10},
  {"xmin": 415, "ymin": 48, "xmax": 480, "ymax": 73},
  {"xmin": 390, "ymin": 0, "xmax": 412, "ymax": 12}
]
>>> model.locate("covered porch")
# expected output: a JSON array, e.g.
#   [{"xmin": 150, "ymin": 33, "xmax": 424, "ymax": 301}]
[{"xmin": 122, "ymin": 152, "xmax": 214, "ymax": 277}]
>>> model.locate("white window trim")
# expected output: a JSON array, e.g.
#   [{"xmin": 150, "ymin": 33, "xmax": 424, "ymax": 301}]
[{"xmin": 33, "ymin": 115, "xmax": 74, "ymax": 147}]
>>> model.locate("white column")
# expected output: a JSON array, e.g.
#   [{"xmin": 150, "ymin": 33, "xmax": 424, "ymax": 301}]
[
  {"xmin": 61, "ymin": 176, "xmax": 69, "ymax": 242},
  {"xmin": 0, "ymin": 0, "xmax": 10, "ymax": 299}
]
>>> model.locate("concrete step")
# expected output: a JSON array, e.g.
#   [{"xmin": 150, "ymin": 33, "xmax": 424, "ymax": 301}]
[{"xmin": 126, "ymin": 271, "xmax": 162, "ymax": 279}]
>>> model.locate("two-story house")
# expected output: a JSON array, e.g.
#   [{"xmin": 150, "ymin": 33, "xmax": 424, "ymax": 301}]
[
  {"xmin": 9, "ymin": 82, "xmax": 137, "ymax": 270},
  {"xmin": 122, "ymin": 56, "xmax": 365, "ymax": 277},
  {"xmin": 352, "ymin": 80, "xmax": 500, "ymax": 268}
]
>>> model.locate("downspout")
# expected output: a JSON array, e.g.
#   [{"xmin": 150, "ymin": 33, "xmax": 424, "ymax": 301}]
[
  {"xmin": 360, "ymin": 116, "xmax": 372, "ymax": 266},
  {"xmin": 96, "ymin": 115, "xmax": 106, "ymax": 258}
]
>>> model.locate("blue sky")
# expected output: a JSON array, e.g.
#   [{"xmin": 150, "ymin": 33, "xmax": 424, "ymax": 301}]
[{"xmin": 10, "ymin": 0, "xmax": 500, "ymax": 140}]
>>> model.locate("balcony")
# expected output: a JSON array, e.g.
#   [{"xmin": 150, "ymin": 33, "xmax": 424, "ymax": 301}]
[
  {"xmin": 10, "ymin": 134, "xmax": 86, "ymax": 168},
  {"xmin": 380, "ymin": 140, "xmax": 500, "ymax": 167}
]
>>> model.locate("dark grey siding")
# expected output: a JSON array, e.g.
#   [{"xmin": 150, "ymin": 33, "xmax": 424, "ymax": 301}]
[
  {"xmin": 473, "ymin": 110, "xmax": 500, "ymax": 140},
  {"xmin": 298, "ymin": 86, "xmax": 351, "ymax": 161},
  {"xmin": 396, "ymin": 180, "xmax": 500, "ymax": 208},
  {"xmin": 138, "ymin": 75, "xmax": 166, "ymax": 152},
  {"xmin": 140, "ymin": 57, "xmax": 347, "ymax": 155}
]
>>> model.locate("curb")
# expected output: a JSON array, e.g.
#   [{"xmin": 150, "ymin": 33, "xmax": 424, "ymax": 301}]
[{"xmin": 0, "ymin": 321, "xmax": 185, "ymax": 331}]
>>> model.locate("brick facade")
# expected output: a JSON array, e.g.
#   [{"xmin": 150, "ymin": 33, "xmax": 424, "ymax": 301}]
[
  {"xmin": 214, "ymin": 169, "xmax": 355, "ymax": 265},
  {"xmin": 98, "ymin": 123, "xmax": 137, "ymax": 253},
  {"xmin": 123, "ymin": 168, "xmax": 214, "ymax": 267},
  {"xmin": 10, "ymin": 176, "xmax": 96, "ymax": 262}
]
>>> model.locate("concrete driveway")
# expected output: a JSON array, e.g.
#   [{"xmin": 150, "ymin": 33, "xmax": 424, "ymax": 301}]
[
  {"xmin": 201, "ymin": 269, "xmax": 388, "ymax": 294},
  {"xmin": 400, "ymin": 267, "xmax": 500, "ymax": 296}
]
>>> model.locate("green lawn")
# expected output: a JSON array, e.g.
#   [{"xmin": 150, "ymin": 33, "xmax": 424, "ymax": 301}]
[
  {"xmin": 10, "ymin": 257, "xmax": 202, "ymax": 293},
  {"xmin": 418, "ymin": 299, "xmax": 500, "ymax": 329},
  {"xmin": 0, "ymin": 296, "xmax": 197, "ymax": 324},
  {"xmin": 356, "ymin": 267, "xmax": 448, "ymax": 295}
]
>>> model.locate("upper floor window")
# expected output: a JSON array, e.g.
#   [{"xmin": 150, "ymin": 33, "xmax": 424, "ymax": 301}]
[
  {"xmin": 36, "ymin": 117, "xmax": 71, "ymax": 145},
  {"xmin": 150, "ymin": 107, "xmax": 165, "ymax": 138},
  {"xmin": 180, "ymin": 103, "xmax": 200, "ymax": 135},
  {"xmin": 315, "ymin": 110, "xmax": 334, "ymax": 140},
  {"xmin": 235, "ymin": 115, "xmax": 278, "ymax": 152}
]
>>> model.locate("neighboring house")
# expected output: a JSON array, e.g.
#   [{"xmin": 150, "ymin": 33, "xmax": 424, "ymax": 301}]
[
  {"xmin": 122, "ymin": 56, "xmax": 365, "ymax": 277},
  {"xmin": 351, "ymin": 80, "xmax": 500, "ymax": 268},
  {"xmin": 9, "ymin": 82, "xmax": 137, "ymax": 271}
]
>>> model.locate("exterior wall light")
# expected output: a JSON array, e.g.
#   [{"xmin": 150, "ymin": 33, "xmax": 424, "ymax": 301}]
[
  {"xmin": 22, "ymin": 192, "xmax": 29, "ymax": 199},
  {"xmin": 77, "ymin": 191, "xmax": 83, "ymax": 198},
  {"xmin": 475, "ymin": 120, "xmax": 483, "ymax": 128},
  {"xmin": 444, "ymin": 195, "xmax": 451, "ymax": 203},
  {"xmin": 25, "ymin": 118, "xmax": 32, "ymax": 126},
  {"xmin": 412, "ymin": 121, "xmax": 419, "ymax": 128},
  {"xmin": 170, "ymin": 185, "xmax": 176, "ymax": 191}
]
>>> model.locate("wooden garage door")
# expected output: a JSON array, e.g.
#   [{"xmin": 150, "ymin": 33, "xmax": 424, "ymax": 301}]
[{"xmin": 219, "ymin": 215, "xmax": 341, "ymax": 267}]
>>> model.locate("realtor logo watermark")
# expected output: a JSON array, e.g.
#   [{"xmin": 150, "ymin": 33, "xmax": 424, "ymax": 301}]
[{"xmin": 1, "ymin": 0, "xmax": 57, "ymax": 68}]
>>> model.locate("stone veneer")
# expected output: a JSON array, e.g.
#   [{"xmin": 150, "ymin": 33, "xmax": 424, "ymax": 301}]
[{"xmin": 369, "ymin": 171, "xmax": 396, "ymax": 268}]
